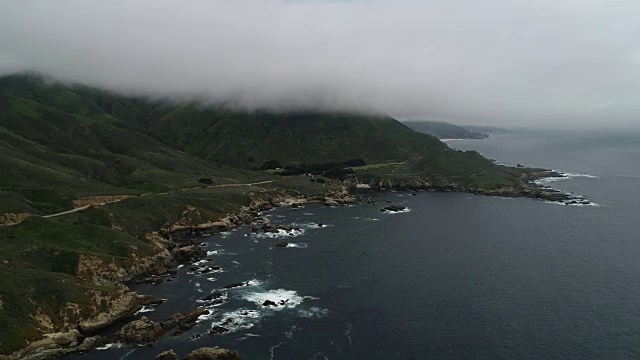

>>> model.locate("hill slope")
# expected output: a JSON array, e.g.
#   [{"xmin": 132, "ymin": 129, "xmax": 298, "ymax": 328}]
[
  {"xmin": 401, "ymin": 120, "xmax": 489, "ymax": 139},
  {"xmin": 1, "ymin": 74, "xmax": 451, "ymax": 168},
  {"xmin": 149, "ymin": 109, "xmax": 449, "ymax": 166}
]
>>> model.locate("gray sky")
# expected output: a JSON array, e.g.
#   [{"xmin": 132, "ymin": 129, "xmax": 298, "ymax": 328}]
[{"xmin": 2, "ymin": 0, "xmax": 640, "ymax": 127}]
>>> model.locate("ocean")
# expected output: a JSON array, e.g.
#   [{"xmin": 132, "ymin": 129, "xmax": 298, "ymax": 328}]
[{"xmin": 71, "ymin": 129, "xmax": 640, "ymax": 359}]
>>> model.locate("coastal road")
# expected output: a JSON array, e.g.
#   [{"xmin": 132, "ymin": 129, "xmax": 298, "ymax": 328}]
[
  {"xmin": 43, "ymin": 205, "xmax": 92, "ymax": 218},
  {"xmin": 41, "ymin": 180, "xmax": 277, "ymax": 218}
]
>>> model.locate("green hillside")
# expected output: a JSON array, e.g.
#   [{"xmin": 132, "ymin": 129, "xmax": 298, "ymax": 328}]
[
  {"xmin": 150, "ymin": 110, "xmax": 449, "ymax": 166},
  {"xmin": 1, "ymin": 74, "xmax": 450, "ymax": 168}
]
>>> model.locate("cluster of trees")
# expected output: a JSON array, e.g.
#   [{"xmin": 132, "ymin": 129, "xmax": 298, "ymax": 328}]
[{"xmin": 259, "ymin": 158, "xmax": 366, "ymax": 181}]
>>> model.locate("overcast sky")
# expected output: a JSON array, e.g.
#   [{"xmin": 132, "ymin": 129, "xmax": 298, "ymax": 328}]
[{"xmin": 1, "ymin": 0, "xmax": 639, "ymax": 127}]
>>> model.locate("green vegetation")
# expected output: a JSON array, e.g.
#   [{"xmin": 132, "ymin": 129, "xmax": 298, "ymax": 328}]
[{"xmin": 0, "ymin": 73, "xmax": 534, "ymax": 355}]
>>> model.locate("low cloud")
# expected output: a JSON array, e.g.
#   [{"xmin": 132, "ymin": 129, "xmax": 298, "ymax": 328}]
[{"xmin": 2, "ymin": 0, "xmax": 640, "ymax": 127}]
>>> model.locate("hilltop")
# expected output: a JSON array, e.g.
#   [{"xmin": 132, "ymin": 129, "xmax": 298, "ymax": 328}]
[{"xmin": 401, "ymin": 120, "xmax": 489, "ymax": 139}]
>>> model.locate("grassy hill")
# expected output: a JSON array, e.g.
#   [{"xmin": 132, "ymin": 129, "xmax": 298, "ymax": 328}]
[
  {"xmin": 150, "ymin": 110, "xmax": 449, "ymax": 166},
  {"xmin": 401, "ymin": 120, "xmax": 489, "ymax": 139},
  {"xmin": 1, "ymin": 74, "xmax": 451, "ymax": 168}
]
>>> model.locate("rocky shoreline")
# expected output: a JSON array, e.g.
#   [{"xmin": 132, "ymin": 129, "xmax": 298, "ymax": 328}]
[
  {"xmin": 1, "ymin": 190, "xmax": 356, "ymax": 360},
  {"xmin": 4, "ymin": 169, "xmax": 586, "ymax": 359},
  {"xmin": 347, "ymin": 170, "xmax": 592, "ymax": 205}
]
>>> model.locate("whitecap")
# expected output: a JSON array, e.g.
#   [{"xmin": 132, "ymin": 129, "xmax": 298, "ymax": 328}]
[
  {"xmin": 210, "ymin": 309, "xmax": 261, "ymax": 333},
  {"xmin": 197, "ymin": 311, "xmax": 215, "ymax": 322},
  {"xmin": 193, "ymin": 259, "xmax": 208, "ymax": 266},
  {"xmin": 251, "ymin": 229, "xmax": 305, "ymax": 239},
  {"xmin": 242, "ymin": 288, "xmax": 306, "ymax": 309},
  {"xmin": 207, "ymin": 250, "xmax": 224, "ymax": 256},
  {"xmin": 286, "ymin": 243, "xmax": 308, "ymax": 249},
  {"xmin": 134, "ymin": 305, "xmax": 156, "ymax": 315},
  {"xmin": 96, "ymin": 343, "xmax": 124, "ymax": 350},
  {"xmin": 382, "ymin": 208, "xmax": 411, "ymax": 214},
  {"xmin": 245, "ymin": 279, "xmax": 263, "ymax": 287},
  {"xmin": 559, "ymin": 172, "xmax": 598, "ymax": 178}
]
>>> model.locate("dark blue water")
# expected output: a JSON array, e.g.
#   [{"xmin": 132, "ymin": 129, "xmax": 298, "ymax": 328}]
[{"xmin": 72, "ymin": 130, "xmax": 640, "ymax": 359}]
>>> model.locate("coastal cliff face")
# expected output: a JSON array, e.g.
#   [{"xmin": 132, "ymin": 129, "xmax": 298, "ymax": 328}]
[
  {"xmin": 0, "ymin": 231, "xmax": 174, "ymax": 359},
  {"xmin": 0, "ymin": 213, "xmax": 30, "ymax": 227}
]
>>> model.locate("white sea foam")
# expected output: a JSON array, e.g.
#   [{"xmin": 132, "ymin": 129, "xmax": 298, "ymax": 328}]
[
  {"xmin": 207, "ymin": 250, "xmax": 224, "ymax": 256},
  {"xmin": 197, "ymin": 311, "xmax": 216, "ymax": 322},
  {"xmin": 193, "ymin": 259, "xmax": 208, "ymax": 266},
  {"xmin": 559, "ymin": 172, "xmax": 598, "ymax": 178},
  {"xmin": 383, "ymin": 208, "xmax": 411, "ymax": 214},
  {"xmin": 286, "ymin": 243, "xmax": 308, "ymax": 248},
  {"xmin": 566, "ymin": 201, "xmax": 600, "ymax": 207},
  {"xmin": 177, "ymin": 264, "xmax": 184, "ymax": 269},
  {"xmin": 544, "ymin": 200, "xmax": 600, "ymax": 207},
  {"xmin": 206, "ymin": 277, "xmax": 218, "ymax": 282},
  {"xmin": 96, "ymin": 343, "xmax": 124, "ymax": 350},
  {"xmin": 251, "ymin": 229, "xmax": 305, "ymax": 239},
  {"xmin": 134, "ymin": 306, "xmax": 156, "ymax": 315},
  {"xmin": 210, "ymin": 309, "xmax": 261, "ymax": 333},
  {"xmin": 242, "ymin": 288, "xmax": 306, "ymax": 309},
  {"xmin": 534, "ymin": 172, "xmax": 598, "ymax": 185},
  {"xmin": 245, "ymin": 279, "xmax": 263, "ymax": 287},
  {"xmin": 196, "ymin": 292, "xmax": 228, "ymax": 304},
  {"xmin": 297, "ymin": 307, "xmax": 329, "ymax": 318}
]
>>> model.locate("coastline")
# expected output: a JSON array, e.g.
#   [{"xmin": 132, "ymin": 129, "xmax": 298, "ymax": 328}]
[{"xmin": 3, "ymin": 169, "xmax": 587, "ymax": 359}]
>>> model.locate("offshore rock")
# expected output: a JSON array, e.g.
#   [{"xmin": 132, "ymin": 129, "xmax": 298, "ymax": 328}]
[
  {"xmin": 116, "ymin": 316, "xmax": 164, "ymax": 344},
  {"xmin": 156, "ymin": 350, "xmax": 179, "ymax": 360},
  {"xmin": 183, "ymin": 347, "xmax": 242, "ymax": 360}
]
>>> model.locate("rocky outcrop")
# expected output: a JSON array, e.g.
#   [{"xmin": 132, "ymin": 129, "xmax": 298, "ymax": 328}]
[
  {"xmin": 173, "ymin": 243, "xmax": 206, "ymax": 264},
  {"xmin": 160, "ymin": 308, "xmax": 208, "ymax": 335},
  {"xmin": 0, "ymin": 212, "xmax": 30, "ymax": 227},
  {"xmin": 77, "ymin": 289, "xmax": 145, "ymax": 334},
  {"xmin": 1, "ymin": 333, "xmax": 105, "ymax": 360},
  {"xmin": 324, "ymin": 199, "xmax": 339, "ymax": 206},
  {"xmin": 275, "ymin": 242, "xmax": 288, "ymax": 248},
  {"xmin": 156, "ymin": 350, "xmax": 179, "ymax": 360},
  {"xmin": 183, "ymin": 347, "xmax": 242, "ymax": 360},
  {"xmin": 116, "ymin": 307, "xmax": 208, "ymax": 345},
  {"xmin": 116, "ymin": 316, "xmax": 164, "ymax": 344},
  {"xmin": 76, "ymin": 234, "xmax": 172, "ymax": 285}
]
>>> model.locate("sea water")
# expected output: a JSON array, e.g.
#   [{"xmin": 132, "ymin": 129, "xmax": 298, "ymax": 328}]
[{"xmin": 70, "ymin": 129, "xmax": 640, "ymax": 359}]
